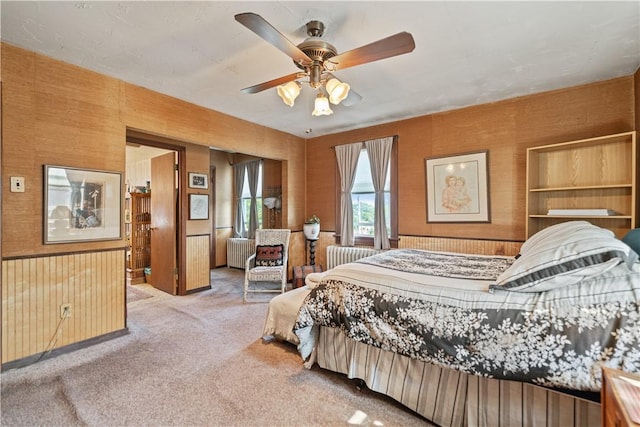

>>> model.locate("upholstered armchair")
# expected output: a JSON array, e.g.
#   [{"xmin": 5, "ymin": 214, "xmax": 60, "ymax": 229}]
[{"xmin": 244, "ymin": 229, "xmax": 291, "ymax": 302}]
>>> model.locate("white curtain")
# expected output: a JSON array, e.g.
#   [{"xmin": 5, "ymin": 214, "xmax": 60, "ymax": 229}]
[
  {"xmin": 365, "ymin": 137, "xmax": 393, "ymax": 249},
  {"xmin": 335, "ymin": 142, "xmax": 363, "ymax": 246},
  {"xmin": 233, "ymin": 164, "xmax": 246, "ymax": 238},
  {"xmin": 246, "ymin": 160, "xmax": 261, "ymax": 239}
]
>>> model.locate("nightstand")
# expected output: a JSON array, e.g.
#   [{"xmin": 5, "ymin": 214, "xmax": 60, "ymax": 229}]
[
  {"xmin": 602, "ymin": 367, "xmax": 640, "ymax": 427},
  {"xmin": 292, "ymin": 265, "xmax": 323, "ymax": 289}
]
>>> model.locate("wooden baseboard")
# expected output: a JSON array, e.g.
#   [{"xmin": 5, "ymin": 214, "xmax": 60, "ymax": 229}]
[{"xmin": 1, "ymin": 329, "xmax": 129, "ymax": 372}]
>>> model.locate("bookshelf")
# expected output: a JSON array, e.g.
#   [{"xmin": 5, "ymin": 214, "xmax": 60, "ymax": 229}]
[
  {"xmin": 125, "ymin": 192, "xmax": 151, "ymax": 285},
  {"xmin": 526, "ymin": 131, "xmax": 637, "ymax": 238}
]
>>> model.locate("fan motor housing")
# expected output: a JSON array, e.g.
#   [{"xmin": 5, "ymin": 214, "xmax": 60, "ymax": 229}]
[
  {"xmin": 294, "ymin": 20, "xmax": 337, "ymax": 71},
  {"xmin": 297, "ymin": 38, "xmax": 337, "ymax": 63}
]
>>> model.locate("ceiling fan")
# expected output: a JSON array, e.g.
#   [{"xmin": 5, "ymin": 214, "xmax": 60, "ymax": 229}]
[{"xmin": 235, "ymin": 12, "xmax": 415, "ymax": 116}]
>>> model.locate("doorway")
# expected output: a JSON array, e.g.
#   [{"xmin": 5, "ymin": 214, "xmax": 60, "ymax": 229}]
[{"xmin": 125, "ymin": 138, "xmax": 185, "ymax": 295}]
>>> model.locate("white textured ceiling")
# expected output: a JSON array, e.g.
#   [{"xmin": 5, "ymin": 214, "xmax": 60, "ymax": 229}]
[{"xmin": 1, "ymin": 1, "xmax": 639, "ymax": 139}]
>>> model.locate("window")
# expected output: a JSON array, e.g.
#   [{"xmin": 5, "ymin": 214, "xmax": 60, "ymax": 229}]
[
  {"xmin": 336, "ymin": 141, "xmax": 398, "ymax": 247},
  {"xmin": 241, "ymin": 163, "xmax": 263, "ymax": 229}
]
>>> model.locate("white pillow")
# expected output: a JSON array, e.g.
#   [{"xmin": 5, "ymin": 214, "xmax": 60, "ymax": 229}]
[
  {"xmin": 518, "ymin": 221, "xmax": 606, "ymax": 256},
  {"xmin": 490, "ymin": 222, "xmax": 637, "ymax": 293}
]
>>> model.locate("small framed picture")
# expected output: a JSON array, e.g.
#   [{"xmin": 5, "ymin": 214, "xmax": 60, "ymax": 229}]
[
  {"xmin": 188, "ymin": 172, "xmax": 208, "ymax": 189},
  {"xmin": 425, "ymin": 150, "xmax": 490, "ymax": 223},
  {"xmin": 189, "ymin": 194, "xmax": 209, "ymax": 220}
]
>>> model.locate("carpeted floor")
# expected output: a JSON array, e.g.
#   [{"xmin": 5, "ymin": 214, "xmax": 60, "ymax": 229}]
[
  {"xmin": 126, "ymin": 284, "xmax": 154, "ymax": 303},
  {"xmin": 1, "ymin": 268, "xmax": 430, "ymax": 426}
]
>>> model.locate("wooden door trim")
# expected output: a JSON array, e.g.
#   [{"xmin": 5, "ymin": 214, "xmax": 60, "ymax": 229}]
[
  {"xmin": 209, "ymin": 166, "xmax": 216, "ymax": 269},
  {"xmin": 176, "ymin": 147, "xmax": 187, "ymax": 295}
]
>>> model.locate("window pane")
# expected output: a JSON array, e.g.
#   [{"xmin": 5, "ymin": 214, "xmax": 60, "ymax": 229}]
[
  {"xmin": 352, "ymin": 151, "xmax": 374, "ymax": 193},
  {"xmin": 241, "ymin": 165, "xmax": 263, "ymax": 198},
  {"xmin": 352, "ymin": 192, "xmax": 390, "ymax": 236},
  {"xmin": 352, "ymin": 192, "xmax": 375, "ymax": 236},
  {"xmin": 352, "ymin": 150, "xmax": 390, "ymax": 193},
  {"xmin": 240, "ymin": 163, "xmax": 263, "ymax": 228},
  {"xmin": 351, "ymin": 148, "xmax": 391, "ymax": 237}
]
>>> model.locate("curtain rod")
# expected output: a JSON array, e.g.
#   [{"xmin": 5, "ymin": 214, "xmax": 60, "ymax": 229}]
[
  {"xmin": 330, "ymin": 134, "xmax": 398, "ymax": 150},
  {"xmin": 229, "ymin": 158, "xmax": 264, "ymax": 166}
]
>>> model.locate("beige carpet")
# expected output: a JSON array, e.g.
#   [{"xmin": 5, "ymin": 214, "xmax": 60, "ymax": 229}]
[
  {"xmin": 1, "ymin": 268, "xmax": 429, "ymax": 426},
  {"xmin": 127, "ymin": 284, "xmax": 154, "ymax": 302}
]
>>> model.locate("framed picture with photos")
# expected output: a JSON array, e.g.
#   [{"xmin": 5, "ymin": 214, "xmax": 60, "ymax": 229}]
[
  {"xmin": 188, "ymin": 172, "xmax": 208, "ymax": 189},
  {"xmin": 425, "ymin": 150, "xmax": 490, "ymax": 223}
]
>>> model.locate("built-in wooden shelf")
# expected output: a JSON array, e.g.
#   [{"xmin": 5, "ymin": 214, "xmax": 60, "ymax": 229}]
[
  {"xmin": 125, "ymin": 192, "xmax": 151, "ymax": 285},
  {"xmin": 526, "ymin": 131, "xmax": 637, "ymax": 238}
]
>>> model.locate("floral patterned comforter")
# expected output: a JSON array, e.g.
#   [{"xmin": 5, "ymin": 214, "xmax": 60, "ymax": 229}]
[{"xmin": 294, "ymin": 249, "xmax": 640, "ymax": 391}]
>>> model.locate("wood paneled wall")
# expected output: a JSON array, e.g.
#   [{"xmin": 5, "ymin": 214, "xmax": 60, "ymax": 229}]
[
  {"xmin": 1, "ymin": 42, "xmax": 306, "ymax": 363},
  {"xmin": 186, "ymin": 235, "xmax": 210, "ymax": 292},
  {"xmin": 1, "ymin": 250, "xmax": 125, "ymax": 363},
  {"xmin": 306, "ymin": 77, "xmax": 636, "ymax": 243},
  {"xmin": 635, "ymin": 68, "xmax": 640, "ymax": 141},
  {"xmin": 1, "ymin": 43, "xmax": 306, "ymax": 259}
]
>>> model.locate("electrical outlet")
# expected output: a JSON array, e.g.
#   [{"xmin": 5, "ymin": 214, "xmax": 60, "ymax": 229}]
[{"xmin": 60, "ymin": 304, "xmax": 72, "ymax": 319}]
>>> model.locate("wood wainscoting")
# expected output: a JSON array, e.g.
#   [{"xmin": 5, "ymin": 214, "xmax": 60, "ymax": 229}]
[
  {"xmin": 186, "ymin": 234, "xmax": 210, "ymax": 292},
  {"xmin": 399, "ymin": 235, "xmax": 522, "ymax": 256},
  {"xmin": 2, "ymin": 249, "xmax": 126, "ymax": 364}
]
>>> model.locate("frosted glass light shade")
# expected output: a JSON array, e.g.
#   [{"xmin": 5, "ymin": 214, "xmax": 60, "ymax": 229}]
[
  {"xmin": 277, "ymin": 81, "xmax": 301, "ymax": 107},
  {"xmin": 312, "ymin": 93, "xmax": 333, "ymax": 116},
  {"xmin": 326, "ymin": 78, "xmax": 350, "ymax": 105}
]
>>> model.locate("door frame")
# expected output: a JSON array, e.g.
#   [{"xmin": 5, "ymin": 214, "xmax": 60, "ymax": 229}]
[
  {"xmin": 209, "ymin": 165, "xmax": 216, "ymax": 269},
  {"xmin": 126, "ymin": 135, "xmax": 187, "ymax": 295}
]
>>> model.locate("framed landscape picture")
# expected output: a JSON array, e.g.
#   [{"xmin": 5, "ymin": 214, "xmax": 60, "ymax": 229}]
[{"xmin": 425, "ymin": 150, "xmax": 490, "ymax": 223}]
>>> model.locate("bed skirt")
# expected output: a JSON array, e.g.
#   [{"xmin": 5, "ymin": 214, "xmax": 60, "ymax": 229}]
[{"xmin": 316, "ymin": 327, "xmax": 601, "ymax": 427}]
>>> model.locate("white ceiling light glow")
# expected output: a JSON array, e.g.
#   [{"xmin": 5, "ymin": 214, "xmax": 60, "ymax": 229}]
[
  {"xmin": 276, "ymin": 81, "xmax": 301, "ymax": 107},
  {"xmin": 312, "ymin": 92, "xmax": 333, "ymax": 116},
  {"xmin": 325, "ymin": 78, "xmax": 350, "ymax": 105}
]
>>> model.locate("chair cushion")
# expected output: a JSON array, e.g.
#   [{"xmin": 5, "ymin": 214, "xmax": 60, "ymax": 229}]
[
  {"xmin": 247, "ymin": 266, "xmax": 285, "ymax": 282},
  {"xmin": 255, "ymin": 244, "xmax": 284, "ymax": 267}
]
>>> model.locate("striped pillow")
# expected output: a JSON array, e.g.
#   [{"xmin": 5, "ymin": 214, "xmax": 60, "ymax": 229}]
[{"xmin": 490, "ymin": 222, "xmax": 637, "ymax": 292}]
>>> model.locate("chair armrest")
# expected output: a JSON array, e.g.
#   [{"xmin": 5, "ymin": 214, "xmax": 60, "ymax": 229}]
[{"xmin": 245, "ymin": 253, "xmax": 256, "ymax": 271}]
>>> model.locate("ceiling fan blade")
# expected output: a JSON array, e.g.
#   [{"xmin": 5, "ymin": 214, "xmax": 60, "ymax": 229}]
[
  {"xmin": 341, "ymin": 89, "xmax": 363, "ymax": 107},
  {"xmin": 241, "ymin": 72, "xmax": 301, "ymax": 94},
  {"xmin": 235, "ymin": 13, "xmax": 312, "ymax": 65},
  {"xmin": 328, "ymin": 32, "xmax": 415, "ymax": 71}
]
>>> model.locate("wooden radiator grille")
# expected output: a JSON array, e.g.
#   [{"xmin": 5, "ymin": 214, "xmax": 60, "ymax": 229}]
[{"xmin": 2, "ymin": 250, "xmax": 126, "ymax": 364}]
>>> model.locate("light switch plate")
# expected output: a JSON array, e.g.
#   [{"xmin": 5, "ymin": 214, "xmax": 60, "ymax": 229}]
[{"xmin": 10, "ymin": 176, "xmax": 25, "ymax": 192}]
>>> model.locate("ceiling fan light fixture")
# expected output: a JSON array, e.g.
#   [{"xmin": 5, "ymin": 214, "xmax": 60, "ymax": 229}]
[
  {"xmin": 312, "ymin": 92, "xmax": 333, "ymax": 116},
  {"xmin": 326, "ymin": 78, "xmax": 350, "ymax": 105},
  {"xmin": 277, "ymin": 81, "xmax": 301, "ymax": 107}
]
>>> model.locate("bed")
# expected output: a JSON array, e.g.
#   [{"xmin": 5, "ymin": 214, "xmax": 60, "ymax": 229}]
[{"xmin": 290, "ymin": 221, "xmax": 640, "ymax": 426}]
